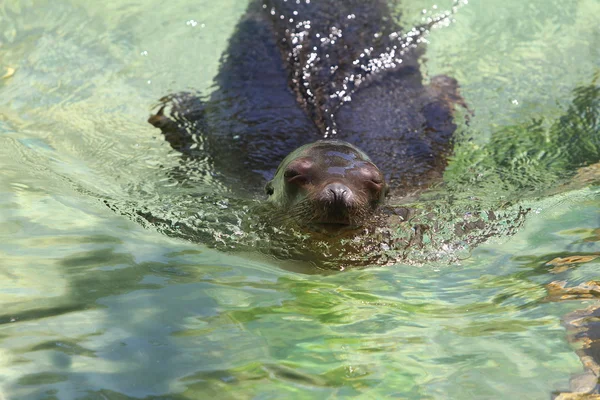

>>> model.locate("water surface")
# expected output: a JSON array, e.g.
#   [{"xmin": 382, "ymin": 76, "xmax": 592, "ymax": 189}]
[{"xmin": 0, "ymin": 0, "xmax": 599, "ymax": 398}]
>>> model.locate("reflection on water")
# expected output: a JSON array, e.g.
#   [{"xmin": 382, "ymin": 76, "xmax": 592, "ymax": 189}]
[{"xmin": 0, "ymin": 0, "xmax": 599, "ymax": 398}]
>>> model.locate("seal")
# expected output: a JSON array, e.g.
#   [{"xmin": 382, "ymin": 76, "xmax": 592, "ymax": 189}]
[
  {"xmin": 266, "ymin": 140, "xmax": 388, "ymax": 232},
  {"xmin": 141, "ymin": 0, "xmax": 476, "ymax": 267}
]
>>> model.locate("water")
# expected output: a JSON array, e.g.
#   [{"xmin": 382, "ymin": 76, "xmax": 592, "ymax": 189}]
[{"xmin": 0, "ymin": 0, "xmax": 599, "ymax": 398}]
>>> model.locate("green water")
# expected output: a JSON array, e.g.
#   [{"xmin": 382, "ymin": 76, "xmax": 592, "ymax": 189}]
[{"xmin": 0, "ymin": 0, "xmax": 599, "ymax": 398}]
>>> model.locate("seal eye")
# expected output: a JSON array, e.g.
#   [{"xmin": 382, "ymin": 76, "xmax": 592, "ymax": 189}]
[
  {"xmin": 284, "ymin": 169, "xmax": 300, "ymax": 179},
  {"xmin": 359, "ymin": 167, "xmax": 384, "ymax": 189},
  {"xmin": 284, "ymin": 158, "xmax": 313, "ymax": 185},
  {"xmin": 284, "ymin": 169, "xmax": 309, "ymax": 185}
]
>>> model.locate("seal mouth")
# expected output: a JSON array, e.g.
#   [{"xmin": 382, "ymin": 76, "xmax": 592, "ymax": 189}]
[
  {"xmin": 314, "ymin": 214, "xmax": 352, "ymax": 226},
  {"xmin": 307, "ymin": 204, "xmax": 366, "ymax": 231},
  {"xmin": 316, "ymin": 221, "xmax": 351, "ymax": 228},
  {"xmin": 309, "ymin": 220, "xmax": 360, "ymax": 233},
  {"xmin": 304, "ymin": 221, "xmax": 364, "ymax": 238}
]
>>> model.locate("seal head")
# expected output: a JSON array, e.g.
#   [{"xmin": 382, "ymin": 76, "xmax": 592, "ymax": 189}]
[{"xmin": 266, "ymin": 140, "xmax": 388, "ymax": 231}]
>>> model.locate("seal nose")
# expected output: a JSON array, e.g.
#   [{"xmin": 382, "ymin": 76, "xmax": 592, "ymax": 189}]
[{"xmin": 324, "ymin": 182, "xmax": 352, "ymax": 205}]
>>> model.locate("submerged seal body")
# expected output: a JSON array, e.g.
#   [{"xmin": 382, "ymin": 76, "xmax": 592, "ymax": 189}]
[
  {"xmin": 146, "ymin": 0, "xmax": 468, "ymax": 262},
  {"xmin": 149, "ymin": 0, "xmax": 464, "ymax": 191}
]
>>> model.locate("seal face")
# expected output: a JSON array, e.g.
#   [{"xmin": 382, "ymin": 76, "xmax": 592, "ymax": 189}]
[{"xmin": 266, "ymin": 140, "xmax": 388, "ymax": 231}]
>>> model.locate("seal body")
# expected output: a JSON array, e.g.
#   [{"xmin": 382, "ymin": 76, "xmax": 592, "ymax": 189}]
[{"xmin": 150, "ymin": 0, "xmax": 463, "ymax": 191}]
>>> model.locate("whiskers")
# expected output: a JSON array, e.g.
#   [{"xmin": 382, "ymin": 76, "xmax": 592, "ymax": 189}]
[
  {"xmin": 269, "ymin": 197, "xmax": 314, "ymax": 227},
  {"xmin": 269, "ymin": 195, "xmax": 375, "ymax": 230}
]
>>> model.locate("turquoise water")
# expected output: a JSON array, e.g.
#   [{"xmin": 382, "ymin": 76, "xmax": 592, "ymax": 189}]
[{"xmin": 0, "ymin": 0, "xmax": 599, "ymax": 398}]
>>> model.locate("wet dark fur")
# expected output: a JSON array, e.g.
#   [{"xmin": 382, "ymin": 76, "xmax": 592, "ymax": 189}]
[{"xmin": 149, "ymin": 0, "xmax": 464, "ymax": 193}]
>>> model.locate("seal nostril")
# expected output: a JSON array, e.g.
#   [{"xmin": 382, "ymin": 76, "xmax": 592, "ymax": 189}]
[
  {"xmin": 329, "ymin": 188, "xmax": 345, "ymax": 201},
  {"xmin": 325, "ymin": 183, "xmax": 351, "ymax": 204}
]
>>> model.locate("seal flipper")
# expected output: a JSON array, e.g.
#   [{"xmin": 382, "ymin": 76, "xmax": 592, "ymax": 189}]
[
  {"xmin": 419, "ymin": 75, "xmax": 470, "ymax": 157},
  {"xmin": 423, "ymin": 75, "xmax": 469, "ymax": 136},
  {"xmin": 148, "ymin": 92, "xmax": 207, "ymax": 156}
]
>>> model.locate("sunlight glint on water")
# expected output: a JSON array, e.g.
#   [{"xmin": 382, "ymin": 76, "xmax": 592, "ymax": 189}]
[{"xmin": 0, "ymin": 0, "xmax": 599, "ymax": 398}]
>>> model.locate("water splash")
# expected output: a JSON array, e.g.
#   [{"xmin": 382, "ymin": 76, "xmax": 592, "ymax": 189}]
[{"xmin": 262, "ymin": 0, "xmax": 468, "ymax": 137}]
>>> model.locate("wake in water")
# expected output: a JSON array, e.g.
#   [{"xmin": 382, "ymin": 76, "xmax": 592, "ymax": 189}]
[{"xmin": 107, "ymin": 1, "xmax": 599, "ymax": 270}]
